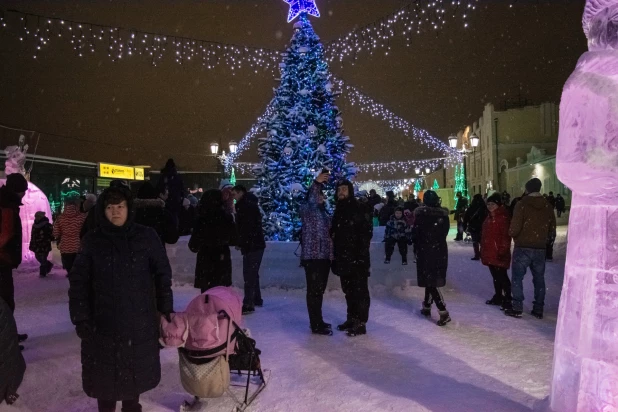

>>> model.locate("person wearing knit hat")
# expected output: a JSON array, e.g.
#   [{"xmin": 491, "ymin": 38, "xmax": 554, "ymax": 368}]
[
  {"xmin": 507, "ymin": 177, "xmax": 556, "ymax": 319},
  {"xmin": 413, "ymin": 190, "xmax": 452, "ymax": 326},
  {"xmin": 29, "ymin": 211, "xmax": 54, "ymax": 277},
  {"xmin": 480, "ymin": 192, "xmax": 513, "ymax": 311},
  {"xmin": 486, "ymin": 193, "xmax": 503, "ymax": 206},
  {"xmin": 0, "ymin": 173, "xmax": 29, "ymax": 347}
]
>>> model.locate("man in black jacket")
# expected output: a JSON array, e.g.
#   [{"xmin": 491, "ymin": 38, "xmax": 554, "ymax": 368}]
[
  {"xmin": 233, "ymin": 185, "xmax": 266, "ymax": 314},
  {"xmin": 331, "ymin": 180, "xmax": 373, "ymax": 337},
  {"xmin": 0, "ymin": 174, "xmax": 28, "ymax": 347}
]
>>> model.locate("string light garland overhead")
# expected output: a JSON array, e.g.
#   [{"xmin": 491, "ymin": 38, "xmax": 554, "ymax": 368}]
[
  {"xmin": 356, "ymin": 157, "xmax": 448, "ymax": 175},
  {"xmin": 334, "ymin": 77, "xmax": 462, "ymax": 163},
  {"xmin": 324, "ymin": 0, "xmax": 479, "ymax": 64},
  {"xmin": 223, "ymin": 102, "xmax": 276, "ymax": 170},
  {"xmin": 0, "ymin": 8, "xmax": 279, "ymax": 72}
]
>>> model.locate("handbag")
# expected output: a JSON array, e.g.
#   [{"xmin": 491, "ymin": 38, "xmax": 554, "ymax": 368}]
[{"xmin": 178, "ymin": 351, "xmax": 230, "ymax": 398}]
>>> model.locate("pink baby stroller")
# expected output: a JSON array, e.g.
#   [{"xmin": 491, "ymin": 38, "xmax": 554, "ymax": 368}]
[{"xmin": 160, "ymin": 287, "xmax": 267, "ymax": 411}]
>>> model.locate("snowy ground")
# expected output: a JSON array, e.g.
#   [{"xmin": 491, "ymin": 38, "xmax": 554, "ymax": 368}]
[{"xmin": 2, "ymin": 226, "xmax": 567, "ymax": 412}]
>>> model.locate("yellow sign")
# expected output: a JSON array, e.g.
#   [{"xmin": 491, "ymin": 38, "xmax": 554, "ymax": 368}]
[
  {"xmin": 98, "ymin": 163, "xmax": 135, "ymax": 180},
  {"xmin": 134, "ymin": 167, "xmax": 145, "ymax": 181}
]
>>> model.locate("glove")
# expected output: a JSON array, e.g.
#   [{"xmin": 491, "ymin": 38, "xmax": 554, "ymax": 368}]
[{"xmin": 75, "ymin": 321, "xmax": 94, "ymax": 340}]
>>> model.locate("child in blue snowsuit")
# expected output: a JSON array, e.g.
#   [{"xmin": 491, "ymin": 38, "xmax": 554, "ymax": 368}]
[{"xmin": 384, "ymin": 207, "xmax": 411, "ymax": 265}]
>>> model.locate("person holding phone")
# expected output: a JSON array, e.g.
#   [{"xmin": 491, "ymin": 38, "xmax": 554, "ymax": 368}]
[{"xmin": 299, "ymin": 170, "xmax": 333, "ymax": 335}]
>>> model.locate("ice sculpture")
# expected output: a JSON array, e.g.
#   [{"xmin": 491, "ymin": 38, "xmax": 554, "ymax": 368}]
[
  {"xmin": 550, "ymin": 1, "xmax": 618, "ymax": 410},
  {"xmin": 2, "ymin": 138, "xmax": 53, "ymax": 262}
]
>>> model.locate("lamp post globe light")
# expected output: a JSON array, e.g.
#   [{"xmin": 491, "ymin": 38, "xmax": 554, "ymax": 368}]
[
  {"xmin": 211, "ymin": 141, "xmax": 239, "ymax": 180},
  {"xmin": 414, "ymin": 167, "xmax": 421, "ymax": 175},
  {"xmin": 449, "ymin": 132, "xmax": 481, "ymax": 198},
  {"xmin": 448, "ymin": 134, "xmax": 458, "ymax": 149}
]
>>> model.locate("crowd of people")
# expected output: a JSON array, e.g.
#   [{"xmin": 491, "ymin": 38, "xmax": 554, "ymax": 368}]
[{"xmin": 0, "ymin": 159, "xmax": 562, "ymax": 409}]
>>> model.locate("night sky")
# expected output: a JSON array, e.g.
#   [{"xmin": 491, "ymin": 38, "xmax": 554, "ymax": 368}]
[{"xmin": 0, "ymin": 0, "xmax": 586, "ymax": 179}]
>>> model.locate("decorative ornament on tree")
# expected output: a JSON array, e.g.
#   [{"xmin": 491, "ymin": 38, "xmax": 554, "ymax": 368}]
[
  {"xmin": 284, "ymin": 0, "xmax": 320, "ymax": 23},
  {"xmin": 307, "ymin": 124, "xmax": 318, "ymax": 137},
  {"xmin": 335, "ymin": 116, "xmax": 343, "ymax": 129}
]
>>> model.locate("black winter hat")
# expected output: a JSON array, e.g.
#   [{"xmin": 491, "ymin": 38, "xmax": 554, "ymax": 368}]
[
  {"xmin": 423, "ymin": 190, "xmax": 440, "ymax": 207},
  {"xmin": 5, "ymin": 173, "xmax": 28, "ymax": 193},
  {"xmin": 336, "ymin": 179, "xmax": 355, "ymax": 200},
  {"xmin": 486, "ymin": 193, "xmax": 503, "ymax": 206},
  {"xmin": 525, "ymin": 178, "xmax": 542, "ymax": 194}
]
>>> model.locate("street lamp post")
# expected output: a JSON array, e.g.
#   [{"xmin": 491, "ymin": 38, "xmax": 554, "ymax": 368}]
[
  {"xmin": 210, "ymin": 141, "xmax": 238, "ymax": 181},
  {"xmin": 449, "ymin": 133, "xmax": 479, "ymax": 197}
]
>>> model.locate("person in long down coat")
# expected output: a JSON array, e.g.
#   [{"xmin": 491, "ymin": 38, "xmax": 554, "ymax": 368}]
[
  {"xmin": 68, "ymin": 185, "xmax": 174, "ymax": 412},
  {"xmin": 463, "ymin": 194, "xmax": 488, "ymax": 260},
  {"xmin": 331, "ymin": 180, "xmax": 373, "ymax": 337},
  {"xmin": 189, "ymin": 189, "xmax": 235, "ymax": 293},
  {"xmin": 413, "ymin": 190, "xmax": 452, "ymax": 326},
  {"xmin": 300, "ymin": 172, "xmax": 334, "ymax": 336},
  {"xmin": 480, "ymin": 193, "xmax": 513, "ymax": 310}
]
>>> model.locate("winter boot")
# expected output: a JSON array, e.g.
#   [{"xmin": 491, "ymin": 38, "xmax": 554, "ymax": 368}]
[
  {"xmin": 530, "ymin": 310, "xmax": 543, "ymax": 320},
  {"xmin": 255, "ymin": 299, "xmax": 264, "ymax": 307},
  {"xmin": 501, "ymin": 300, "xmax": 513, "ymax": 311},
  {"xmin": 437, "ymin": 311, "xmax": 451, "ymax": 326},
  {"xmin": 242, "ymin": 306, "xmax": 255, "ymax": 315},
  {"xmin": 311, "ymin": 324, "xmax": 333, "ymax": 336},
  {"xmin": 384, "ymin": 258, "xmax": 391, "ymax": 264},
  {"xmin": 402, "ymin": 260, "xmax": 408, "ymax": 266},
  {"xmin": 346, "ymin": 320, "xmax": 367, "ymax": 337},
  {"xmin": 46, "ymin": 261, "xmax": 53, "ymax": 275},
  {"xmin": 472, "ymin": 243, "xmax": 481, "ymax": 260},
  {"xmin": 39, "ymin": 265, "xmax": 47, "ymax": 278},
  {"xmin": 17, "ymin": 334, "xmax": 28, "ymax": 343},
  {"xmin": 504, "ymin": 309, "xmax": 523, "ymax": 318},
  {"xmin": 485, "ymin": 296, "xmax": 502, "ymax": 306},
  {"xmin": 337, "ymin": 319, "xmax": 355, "ymax": 331},
  {"xmin": 420, "ymin": 303, "xmax": 431, "ymax": 317},
  {"xmin": 320, "ymin": 322, "xmax": 332, "ymax": 330}
]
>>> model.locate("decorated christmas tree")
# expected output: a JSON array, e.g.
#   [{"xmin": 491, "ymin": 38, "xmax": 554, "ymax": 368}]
[{"xmin": 253, "ymin": 13, "xmax": 355, "ymax": 241}]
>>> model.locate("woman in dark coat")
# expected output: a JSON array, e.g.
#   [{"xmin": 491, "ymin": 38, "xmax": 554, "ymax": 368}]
[
  {"xmin": 188, "ymin": 189, "xmax": 236, "ymax": 293},
  {"xmin": 412, "ymin": 190, "xmax": 451, "ymax": 326},
  {"xmin": 300, "ymin": 172, "xmax": 334, "ymax": 336},
  {"xmin": 68, "ymin": 185, "xmax": 174, "ymax": 412},
  {"xmin": 0, "ymin": 297, "xmax": 26, "ymax": 406},
  {"xmin": 463, "ymin": 194, "xmax": 488, "ymax": 260},
  {"xmin": 481, "ymin": 193, "xmax": 513, "ymax": 310}
]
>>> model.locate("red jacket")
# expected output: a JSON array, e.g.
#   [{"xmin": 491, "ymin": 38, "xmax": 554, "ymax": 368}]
[{"xmin": 481, "ymin": 206, "xmax": 512, "ymax": 269}]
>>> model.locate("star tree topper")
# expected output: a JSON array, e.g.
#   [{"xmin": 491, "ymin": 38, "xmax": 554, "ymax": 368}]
[{"xmin": 284, "ymin": 0, "xmax": 320, "ymax": 23}]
